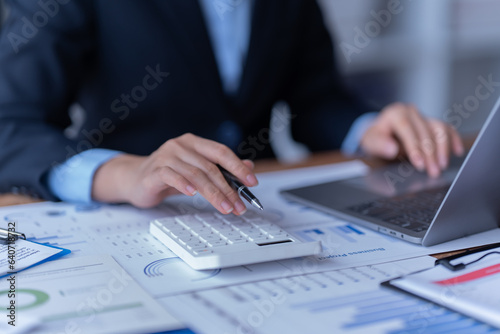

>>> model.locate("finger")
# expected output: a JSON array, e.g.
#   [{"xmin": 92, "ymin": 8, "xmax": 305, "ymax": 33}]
[
  {"xmin": 192, "ymin": 137, "xmax": 258, "ymax": 187},
  {"xmin": 187, "ymin": 158, "xmax": 249, "ymax": 215},
  {"xmin": 407, "ymin": 110, "xmax": 440, "ymax": 177},
  {"xmin": 163, "ymin": 187, "xmax": 183, "ymax": 197},
  {"xmin": 431, "ymin": 122, "xmax": 451, "ymax": 170},
  {"xmin": 165, "ymin": 135, "xmax": 249, "ymax": 214},
  {"xmin": 128, "ymin": 168, "xmax": 185, "ymax": 208},
  {"xmin": 156, "ymin": 166, "xmax": 198, "ymax": 196},
  {"xmin": 186, "ymin": 164, "xmax": 235, "ymax": 214},
  {"xmin": 242, "ymin": 159, "xmax": 255, "ymax": 170},
  {"xmin": 449, "ymin": 126, "xmax": 465, "ymax": 157},
  {"xmin": 172, "ymin": 159, "xmax": 246, "ymax": 215},
  {"xmin": 387, "ymin": 108, "xmax": 426, "ymax": 172}
]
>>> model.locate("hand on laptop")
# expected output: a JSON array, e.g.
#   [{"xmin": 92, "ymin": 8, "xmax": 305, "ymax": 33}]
[
  {"xmin": 91, "ymin": 133, "xmax": 258, "ymax": 214},
  {"xmin": 360, "ymin": 102, "xmax": 464, "ymax": 177}
]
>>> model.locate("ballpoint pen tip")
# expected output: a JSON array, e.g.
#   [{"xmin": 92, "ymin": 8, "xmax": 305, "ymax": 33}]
[{"xmin": 252, "ymin": 199, "xmax": 264, "ymax": 211}]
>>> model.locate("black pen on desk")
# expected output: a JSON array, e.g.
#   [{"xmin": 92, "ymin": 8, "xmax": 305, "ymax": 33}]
[{"xmin": 217, "ymin": 165, "xmax": 264, "ymax": 211}]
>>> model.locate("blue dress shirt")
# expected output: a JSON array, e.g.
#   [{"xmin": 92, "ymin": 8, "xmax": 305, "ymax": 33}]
[
  {"xmin": 47, "ymin": 0, "xmax": 373, "ymax": 203},
  {"xmin": 198, "ymin": 0, "xmax": 252, "ymax": 94}
]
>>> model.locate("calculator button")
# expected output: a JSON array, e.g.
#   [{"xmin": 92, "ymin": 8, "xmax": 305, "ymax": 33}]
[
  {"xmin": 228, "ymin": 237, "xmax": 247, "ymax": 244},
  {"xmin": 189, "ymin": 242, "xmax": 206, "ymax": 249},
  {"xmin": 171, "ymin": 231, "xmax": 192, "ymax": 239},
  {"xmin": 166, "ymin": 225, "xmax": 186, "ymax": 233},
  {"xmin": 191, "ymin": 248, "xmax": 212, "ymax": 255},
  {"xmin": 178, "ymin": 237, "xmax": 196, "ymax": 245},
  {"xmin": 150, "ymin": 213, "xmax": 321, "ymax": 270},
  {"xmin": 221, "ymin": 216, "xmax": 245, "ymax": 224},
  {"xmin": 223, "ymin": 231, "xmax": 241, "ymax": 238},
  {"xmin": 241, "ymin": 230, "xmax": 264, "ymax": 238},
  {"xmin": 268, "ymin": 236, "xmax": 291, "ymax": 243},
  {"xmin": 200, "ymin": 234, "xmax": 219, "ymax": 243},
  {"xmin": 207, "ymin": 240, "xmax": 226, "ymax": 247},
  {"xmin": 195, "ymin": 213, "xmax": 216, "ymax": 220},
  {"xmin": 176, "ymin": 215, "xmax": 200, "ymax": 225},
  {"xmin": 248, "ymin": 236, "xmax": 268, "ymax": 243},
  {"xmin": 267, "ymin": 231, "xmax": 284, "ymax": 238}
]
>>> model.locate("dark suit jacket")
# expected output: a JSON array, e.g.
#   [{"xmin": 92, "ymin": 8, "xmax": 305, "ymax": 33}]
[{"xmin": 0, "ymin": 0, "xmax": 368, "ymax": 200}]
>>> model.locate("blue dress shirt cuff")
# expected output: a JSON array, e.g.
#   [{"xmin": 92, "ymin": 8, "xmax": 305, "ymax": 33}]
[
  {"xmin": 341, "ymin": 112, "xmax": 379, "ymax": 156},
  {"xmin": 47, "ymin": 149, "xmax": 123, "ymax": 203}
]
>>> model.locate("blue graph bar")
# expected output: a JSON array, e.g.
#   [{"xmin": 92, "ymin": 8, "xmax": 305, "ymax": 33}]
[
  {"xmin": 391, "ymin": 316, "xmax": 492, "ymax": 334},
  {"xmin": 345, "ymin": 225, "xmax": 364, "ymax": 235},
  {"xmin": 297, "ymin": 228, "xmax": 325, "ymax": 241},
  {"xmin": 298, "ymin": 229, "xmax": 325, "ymax": 242},
  {"xmin": 290, "ymin": 289, "xmax": 496, "ymax": 333},
  {"xmin": 28, "ymin": 235, "xmax": 70, "ymax": 242}
]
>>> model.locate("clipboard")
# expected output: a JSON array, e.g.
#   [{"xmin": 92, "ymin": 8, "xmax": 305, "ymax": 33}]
[
  {"xmin": 382, "ymin": 243, "xmax": 500, "ymax": 329},
  {"xmin": 0, "ymin": 226, "xmax": 71, "ymax": 278}
]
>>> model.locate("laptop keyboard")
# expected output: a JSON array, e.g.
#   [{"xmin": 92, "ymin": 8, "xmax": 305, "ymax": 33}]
[{"xmin": 347, "ymin": 185, "xmax": 450, "ymax": 232}]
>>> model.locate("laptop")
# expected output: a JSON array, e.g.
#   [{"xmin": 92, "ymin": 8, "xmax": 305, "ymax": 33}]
[{"xmin": 281, "ymin": 96, "xmax": 500, "ymax": 246}]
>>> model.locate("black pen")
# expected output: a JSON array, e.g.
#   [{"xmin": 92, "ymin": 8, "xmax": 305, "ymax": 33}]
[{"xmin": 217, "ymin": 165, "xmax": 264, "ymax": 211}]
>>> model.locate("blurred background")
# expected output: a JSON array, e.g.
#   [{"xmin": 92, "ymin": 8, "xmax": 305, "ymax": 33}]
[
  {"xmin": 319, "ymin": 0, "xmax": 500, "ymax": 135},
  {"xmin": 2, "ymin": 0, "xmax": 500, "ymax": 159}
]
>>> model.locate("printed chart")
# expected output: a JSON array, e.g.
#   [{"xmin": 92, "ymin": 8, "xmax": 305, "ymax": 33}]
[{"xmin": 162, "ymin": 257, "xmax": 496, "ymax": 334}]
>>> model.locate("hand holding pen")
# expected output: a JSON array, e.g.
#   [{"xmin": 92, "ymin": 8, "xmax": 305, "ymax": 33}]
[
  {"xmin": 92, "ymin": 133, "xmax": 261, "ymax": 215},
  {"xmin": 218, "ymin": 165, "xmax": 264, "ymax": 211}
]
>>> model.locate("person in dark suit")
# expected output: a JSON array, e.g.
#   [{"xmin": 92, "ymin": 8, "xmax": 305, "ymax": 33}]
[{"xmin": 0, "ymin": 0, "xmax": 463, "ymax": 215}]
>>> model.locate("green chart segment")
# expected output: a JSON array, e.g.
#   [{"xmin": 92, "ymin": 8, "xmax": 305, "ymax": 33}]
[{"xmin": 0, "ymin": 289, "xmax": 50, "ymax": 310}]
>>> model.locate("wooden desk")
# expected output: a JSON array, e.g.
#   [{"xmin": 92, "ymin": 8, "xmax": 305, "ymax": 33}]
[
  {"xmin": 253, "ymin": 150, "xmax": 384, "ymax": 173},
  {"xmin": 0, "ymin": 193, "xmax": 43, "ymax": 207}
]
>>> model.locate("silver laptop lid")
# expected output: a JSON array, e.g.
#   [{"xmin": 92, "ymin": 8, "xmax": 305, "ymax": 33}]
[{"xmin": 422, "ymin": 95, "xmax": 500, "ymax": 246}]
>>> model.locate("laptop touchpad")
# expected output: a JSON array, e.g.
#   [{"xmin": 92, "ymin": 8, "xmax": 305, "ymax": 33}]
[{"xmin": 342, "ymin": 164, "xmax": 458, "ymax": 197}]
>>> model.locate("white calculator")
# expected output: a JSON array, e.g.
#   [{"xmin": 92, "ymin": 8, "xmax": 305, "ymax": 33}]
[{"xmin": 149, "ymin": 211, "xmax": 322, "ymax": 270}]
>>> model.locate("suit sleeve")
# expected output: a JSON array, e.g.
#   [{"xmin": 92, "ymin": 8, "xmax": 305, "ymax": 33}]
[
  {"xmin": 0, "ymin": 0, "xmax": 95, "ymax": 199},
  {"xmin": 285, "ymin": 0, "xmax": 371, "ymax": 152}
]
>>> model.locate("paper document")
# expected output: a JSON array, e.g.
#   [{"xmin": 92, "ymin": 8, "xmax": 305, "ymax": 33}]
[
  {"xmin": 0, "ymin": 239, "xmax": 69, "ymax": 278},
  {"xmin": 0, "ymin": 255, "xmax": 184, "ymax": 334},
  {"xmin": 161, "ymin": 256, "xmax": 497, "ymax": 334},
  {"xmin": 385, "ymin": 246, "xmax": 500, "ymax": 328}
]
